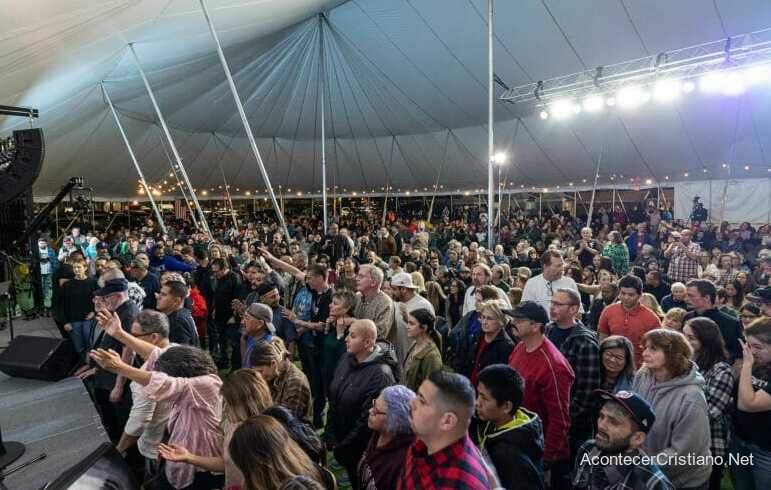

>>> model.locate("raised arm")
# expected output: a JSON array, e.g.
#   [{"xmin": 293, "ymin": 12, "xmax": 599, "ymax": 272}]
[
  {"xmin": 96, "ymin": 310, "xmax": 157, "ymax": 360},
  {"xmin": 259, "ymin": 247, "xmax": 305, "ymax": 282}
]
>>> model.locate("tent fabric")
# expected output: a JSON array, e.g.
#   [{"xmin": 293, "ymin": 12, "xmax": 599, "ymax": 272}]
[
  {"xmin": 2, "ymin": 0, "xmax": 771, "ymax": 200},
  {"xmin": 673, "ymin": 178, "xmax": 771, "ymax": 224}
]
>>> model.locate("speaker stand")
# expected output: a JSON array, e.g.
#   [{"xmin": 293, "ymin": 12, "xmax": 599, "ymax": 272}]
[{"xmin": 0, "ymin": 441, "xmax": 25, "ymax": 471}]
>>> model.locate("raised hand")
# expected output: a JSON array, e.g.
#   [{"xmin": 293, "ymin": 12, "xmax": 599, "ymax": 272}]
[{"xmin": 88, "ymin": 348, "xmax": 123, "ymax": 372}]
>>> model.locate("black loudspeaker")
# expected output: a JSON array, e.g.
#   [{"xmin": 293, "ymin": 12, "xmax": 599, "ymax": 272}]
[
  {"xmin": 0, "ymin": 128, "xmax": 45, "ymax": 205},
  {"xmin": 0, "ymin": 335, "xmax": 79, "ymax": 381}
]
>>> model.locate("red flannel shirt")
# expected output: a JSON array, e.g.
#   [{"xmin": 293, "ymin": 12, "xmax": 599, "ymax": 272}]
[{"xmin": 397, "ymin": 435, "xmax": 490, "ymax": 490}]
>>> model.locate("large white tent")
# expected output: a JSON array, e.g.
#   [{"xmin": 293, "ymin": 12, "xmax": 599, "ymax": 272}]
[{"xmin": 2, "ymin": 0, "xmax": 771, "ymax": 201}]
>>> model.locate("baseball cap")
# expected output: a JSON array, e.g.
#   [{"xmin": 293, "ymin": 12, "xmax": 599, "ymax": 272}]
[
  {"xmin": 503, "ymin": 301, "xmax": 549, "ymax": 325},
  {"xmin": 94, "ymin": 278, "xmax": 129, "ymax": 297},
  {"xmin": 747, "ymin": 286, "xmax": 771, "ymax": 305},
  {"xmin": 594, "ymin": 389, "xmax": 656, "ymax": 433},
  {"xmin": 131, "ymin": 255, "xmax": 150, "ymax": 270},
  {"xmin": 245, "ymin": 303, "xmax": 276, "ymax": 333},
  {"xmin": 390, "ymin": 272, "xmax": 418, "ymax": 289}
]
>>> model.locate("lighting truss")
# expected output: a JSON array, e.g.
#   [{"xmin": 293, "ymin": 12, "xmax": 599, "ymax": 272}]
[{"xmin": 500, "ymin": 27, "xmax": 771, "ymax": 106}]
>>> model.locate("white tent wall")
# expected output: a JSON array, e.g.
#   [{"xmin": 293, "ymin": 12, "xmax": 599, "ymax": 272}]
[{"xmin": 673, "ymin": 178, "xmax": 771, "ymax": 224}]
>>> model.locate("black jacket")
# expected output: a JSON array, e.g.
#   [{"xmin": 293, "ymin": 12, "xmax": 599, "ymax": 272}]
[
  {"xmin": 212, "ymin": 270, "xmax": 241, "ymax": 322},
  {"xmin": 467, "ymin": 329, "xmax": 515, "ymax": 379},
  {"xmin": 167, "ymin": 308, "xmax": 199, "ymax": 346},
  {"xmin": 325, "ymin": 341, "xmax": 398, "ymax": 462},
  {"xmin": 472, "ymin": 408, "xmax": 545, "ymax": 490}
]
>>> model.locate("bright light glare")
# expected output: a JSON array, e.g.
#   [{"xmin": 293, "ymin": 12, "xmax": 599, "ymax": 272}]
[
  {"xmin": 617, "ymin": 86, "xmax": 649, "ymax": 109},
  {"xmin": 539, "ymin": 110, "xmax": 549, "ymax": 120},
  {"xmin": 493, "ymin": 152, "xmax": 508, "ymax": 165},
  {"xmin": 700, "ymin": 72, "xmax": 726, "ymax": 93},
  {"xmin": 551, "ymin": 99, "xmax": 578, "ymax": 119},
  {"xmin": 722, "ymin": 72, "xmax": 746, "ymax": 96},
  {"xmin": 606, "ymin": 97, "xmax": 616, "ymax": 107},
  {"xmin": 653, "ymin": 79, "xmax": 681, "ymax": 102},
  {"xmin": 745, "ymin": 65, "xmax": 771, "ymax": 85},
  {"xmin": 582, "ymin": 95, "xmax": 605, "ymax": 112},
  {"xmin": 682, "ymin": 81, "xmax": 696, "ymax": 93}
]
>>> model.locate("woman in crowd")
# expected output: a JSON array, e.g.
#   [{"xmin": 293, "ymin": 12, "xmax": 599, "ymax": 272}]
[
  {"xmin": 157, "ymin": 368, "xmax": 274, "ymax": 490},
  {"xmin": 229, "ymin": 415, "xmax": 332, "ymax": 490},
  {"xmin": 725, "ymin": 279, "xmax": 745, "ymax": 309},
  {"xmin": 450, "ymin": 285, "xmax": 501, "ymax": 377},
  {"xmin": 469, "ymin": 299, "xmax": 515, "ymax": 387},
  {"xmin": 325, "ymin": 320, "xmax": 397, "ymax": 488},
  {"xmin": 640, "ymin": 292, "xmax": 665, "ymax": 321},
  {"xmin": 602, "ymin": 230, "xmax": 630, "ymax": 276},
  {"xmin": 598, "ymin": 335, "xmax": 635, "ymax": 392},
  {"xmin": 663, "ymin": 307, "xmax": 687, "ymax": 332},
  {"xmin": 250, "ymin": 338, "xmax": 313, "ymax": 424},
  {"xmin": 446, "ymin": 278, "xmax": 467, "ymax": 328},
  {"xmin": 738, "ymin": 304, "xmax": 762, "ymax": 329},
  {"xmin": 682, "ymin": 318, "xmax": 736, "ymax": 490},
  {"xmin": 89, "ymin": 345, "xmax": 224, "ymax": 489},
  {"xmin": 715, "ymin": 288, "xmax": 739, "ymax": 318},
  {"xmin": 632, "ymin": 329, "xmax": 712, "ymax": 490},
  {"xmin": 402, "ymin": 308, "xmax": 443, "ymax": 392},
  {"xmin": 424, "ymin": 280, "xmax": 448, "ymax": 321},
  {"xmin": 714, "ymin": 253, "xmax": 734, "ymax": 287},
  {"xmin": 358, "ymin": 385, "xmax": 416, "ymax": 490},
  {"xmin": 734, "ymin": 270, "xmax": 755, "ymax": 294},
  {"xmin": 336, "ymin": 257, "xmax": 358, "ymax": 291},
  {"xmin": 323, "ymin": 290, "xmax": 358, "ymax": 396},
  {"xmin": 734, "ymin": 318, "xmax": 771, "ymax": 489},
  {"xmin": 61, "ymin": 258, "xmax": 97, "ymax": 362}
]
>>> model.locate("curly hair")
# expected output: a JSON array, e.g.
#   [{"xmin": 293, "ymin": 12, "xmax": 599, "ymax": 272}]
[
  {"xmin": 642, "ymin": 329, "xmax": 693, "ymax": 378},
  {"xmin": 155, "ymin": 345, "xmax": 217, "ymax": 378}
]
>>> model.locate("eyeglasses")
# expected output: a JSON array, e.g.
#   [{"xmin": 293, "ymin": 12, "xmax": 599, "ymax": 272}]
[
  {"xmin": 550, "ymin": 301, "xmax": 578, "ymax": 308},
  {"xmin": 370, "ymin": 399, "xmax": 387, "ymax": 416},
  {"xmin": 602, "ymin": 351, "xmax": 626, "ymax": 362}
]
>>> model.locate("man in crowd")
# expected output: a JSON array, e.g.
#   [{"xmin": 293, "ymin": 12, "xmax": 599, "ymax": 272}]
[
  {"xmin": 748, "ymin": 286, "xmax": 771, "ymax": 318},
  {"xmin": 547, "ymin": 288, "xmax": 601, "ymax": 460},
  {"xmin": 210, "ymin": 257, "xmax": 241, "ymax": 369},
  {"xmin": 575, "ymin": 227, "xmax": 601, "ymax": 268},
  {"xmin": 522, "ymin": 250, "xmax": 582, "ymax": 318},
  {"xmin": 599, "ymin": 275, "xmax": 661, "ymax": 367},
  {"xmin": 664, "ymin": 230, "xmax": 700, "ymax": 284},
  {"xmin": 684, "ymin": 279, "xmax": 744, "ymax": 365},
  {"xmin": 507, "ymin": 301, "xmax": 574, "ymax": 490},
  {"xmin": 572, "ymin": 390, "xmax": 674, "ymax": 489},
  {"xmin": 240, "ymin": 302, "xmax": 275, "ymax": 367},
  {"xmin": 399, "ymin": 371, "xmax": 491, "ymax": 489},
  {"xmin": 155, "ymin": 280, "xmax": 198, "ymax": 346},
  {"xmin": 587, "ymin": 282, "xmax": 618, "ymax": 331},
  {"xmin": 391, "ymin": 272, "xmax": 435, "ymax": 363},
  {"xmin": 462, "ymin": 264, "xmax": 510, "ymax": 316},
  {"xmin": 354, "ymin": 264, "xmax": 395, "ymax": 340},
  {"xmin": 661, "ymin": 282, "xmax": 688, "ymax": 312},
  {"xmin": 129, "ymin": 254, "xmax": 160, "ymax": 310},
  {"xmin": 644, "ymin": 270, "xmax": 670, "ymax": 304}
]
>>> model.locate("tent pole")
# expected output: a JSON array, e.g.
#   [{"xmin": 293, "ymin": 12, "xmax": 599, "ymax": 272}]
[
  {"xmin": 319, "ymin": 13, "xmax": 328, "ymax": 236},
  {"xmin": 128, "ymin": 44, "xmax": 211, "ymax": 240},
  {"xmin": 486, "ymin": 0, "xmax": 495, "ymax": 250},
  {"xmin": 587, "ymin": 145, "xmax": 603, "ymax": 225},
  {"xmin": 219, "ymin": 164, "xmax": 239, "ymax": 234},
  {"xmin": 538, "ymin": 193, "xmax": 542, "ymax": 220},
  {"xmin": 101, "ymin": 83, "xmax": 168, "ymax": 237},
  {"xmin": 161, "ymin": 129, "xmax": 199, "ymax": 230},
  {"xmin": 198, "ymin": 0, "xmax": 289, "ymax": 240}
]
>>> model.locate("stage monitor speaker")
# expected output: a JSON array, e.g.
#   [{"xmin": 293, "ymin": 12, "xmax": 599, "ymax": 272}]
[
  {"xmin": 0, "ymin": 128, "xmax": 45, "ymax": 205},
  {"xmin": 0, "ymin": 335, "xmax": 79, "ymax": 381}
]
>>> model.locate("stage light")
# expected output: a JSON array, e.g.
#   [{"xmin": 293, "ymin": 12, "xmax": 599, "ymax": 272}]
[
  {"xmin": 245, "ymin": 191, "xmax": 251, "ymax": 196},
  {"xmin": 700, "ymin": 71, "xmax": 725, "ymax": 93},
  {"xmin": 744, "ymin": 65, "xmax": 771, "ymax": 85},
  {"xmin": 617, "ymin": 86, "xmax": 649, "ymax": 109},
  {"xmin": 703, "ymin": 168, "xmax": 708, "ymax": 173},
  {"xmin": 722, "ymin": 72, "xmax": 746, "ymax": 96},
  {"xmin": 132, "ymin": 200, "xmax": 139, "ymax": 206},
  {"xmin": 551, "ymin": 99, "xmax": 577, "ymax": 119},
  {"xmin": 202, "ymin": 190, "xmax": 208, "ymax": 196},
  {"xmin": 582, "ymin": 95, "xmax": 605, "ymax": 112},
  {"xmin": 682, "ymin": 81, "xmax": 696, "ymax": 93},
  {"xmin": 493, "ymin": 152, "xmax": 508, "ymax": 164},
  {"xmin": 684, "ymin": 172, "xmax": 689, "ymax": 177},
  {"xmin": 539, "ymin": 110, "xmax": 549, "ymax": 120},
  {"xmin": 645, "ymin": 179, "xmax": 653, "ymax": 185},
  {"xmin": 653, "ymin": 79, "xmax": 682, "ymax": 102},
  {"xmin": 744, "ymin": 165, "xmax": 751, "ymax": 170},
  {"xmin": 722, "ymin": 163, "xmax": 728, "ymax": 168},
  {"xmin": 606, "ymin": 97, "xmax": 616, "ymax": 107}
]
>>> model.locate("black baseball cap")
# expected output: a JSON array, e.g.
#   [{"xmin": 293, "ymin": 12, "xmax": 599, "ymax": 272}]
[
  {"xmin": 747, "ymin": 286, "xmax": 771, "ymax": 305},
  {"xmin": 594, "ymin": 389, "xmax": 656, "ymax": 433},
  {"xmin": 503, "ymin": 301, "xmax": 549, "ymax": 325}
]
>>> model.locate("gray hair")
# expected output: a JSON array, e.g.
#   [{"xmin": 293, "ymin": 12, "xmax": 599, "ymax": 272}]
[
  {"xmin": 98, "ymin": 268, "xmax": 125, "ymax": 287},
  {"xmin": 555, "ymin": 288, "xmax": 581, "ymax": 306},
  {"xmin": 478, "ymin": 299, "xmax": 509, "ymax": 324},
  {"xmin": 381, "ymin": 385, "xmax": 415, "ymax": 434},
  {"xmin": 362, "ymin": 264, "xmax": 384, "ymax": 289},
  {"xmin": 671, "ymin": 282, "xmax": 686, "ymax": 292},
  {"xmin": 135, "ymin": 309, "xmax": 169, "ymax": 338}
]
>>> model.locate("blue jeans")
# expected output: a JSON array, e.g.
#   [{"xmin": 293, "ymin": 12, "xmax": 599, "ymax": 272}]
[
  {"xmin": 730, "ymin": 436, "xmax": 771, "ymax": 490},
  {"xmin": 69, "ymin": 320, "xmax": 94, "ymax": 359}
]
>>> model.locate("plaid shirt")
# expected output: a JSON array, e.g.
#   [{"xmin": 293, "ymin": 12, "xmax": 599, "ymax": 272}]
[
  {"xmin": 666, "ymin": 241, "xmax": 700, "ymax": 283},
  {"xmin": 573, "ymin": 442, "xmax": 675, "ymax": 490},
  {"xmin": 398, "ymin": 435, "xmax": 490, "ymax": 490},
  {"xmin": 271, "ymin": 361, "xmax": 313, "ymax": 423},
  {"xmin": 702, "ymin": 361, "xmax": 735, "ymax": 459},
  {"xmin": 546, "ymin": 321, "xmax": 602, "ymax": 421}
]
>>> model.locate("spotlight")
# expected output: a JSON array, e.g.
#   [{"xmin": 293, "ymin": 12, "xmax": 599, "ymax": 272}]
[
  {"xmin": 682, "ymin": 81, "xmax": 696, "ymax": 93},
  {"xmin": 744, "ymin": 65, "xmax": 771, "ymax": 85},
  {"xmin": 551, "ymin": 99, "xmax": 578, "ymax": 119},
  {"xmin": 653, "ymin": 79, "xmax": 682, "ymax": 102},
  {"xmin": 539, "ymin": 110, "xmax": 549, "ymax": 120},
  {"xmin": 722, "ymin": 72, "xmax": 746, "ymax": 96},
  {"xmin": 645, "ymin": 179, "xmax": 653, "ymax": 185},
  {"xmin": 721, "ymin": 163, "xmax": 728, "ymax": 168},
  {"xmin": 684, "ymin": 172, "xmax": 689, "ymax": 177},
  {"xmin": 700, "ymin": 72, "xmax": 725, "ymax": 93},
  {"xmin": 617, "ymin": 86, "xmax": 649, "ymax": 109},
  {"xmin": 493, "ymin": 152, "xmax": 508, "ymax": 165},
  {"xmin": 582, "ymin": 95, "xmax": 605, "ymax": 113},
  {"xmin": 606, "ymin": 97, "xmax": 616, "ymax": 107},
  {"xmin": 744, "ymin": 165, "xmax": 751, "ymax": 171}
]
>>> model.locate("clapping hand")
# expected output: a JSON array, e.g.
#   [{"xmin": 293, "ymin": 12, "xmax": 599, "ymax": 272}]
[
  {"xmin": 88, "ymin": 348, "xmax": 124, "ymax": 373},
  {"xmin": 96, "ymin": 310, "xmax": 123, "ymax": 338}
]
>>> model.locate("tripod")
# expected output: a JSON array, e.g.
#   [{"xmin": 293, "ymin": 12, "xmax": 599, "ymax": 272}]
[{"xmin": 0, "ymin": 250, "xmax": 18, "ymax": 348}]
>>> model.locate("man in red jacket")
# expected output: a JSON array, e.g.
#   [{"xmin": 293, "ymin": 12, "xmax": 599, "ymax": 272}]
[{"xmin": 507, "ymin": 301, "xmax": 575, "ymax": 490}]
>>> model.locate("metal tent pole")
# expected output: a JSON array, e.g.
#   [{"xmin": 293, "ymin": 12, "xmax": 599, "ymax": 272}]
[
  {"xmin": 319, "ymin": 13, "xmax": 328, "ymax": 236},
  {"xmin": 219, "ymin": 164, "xmax": 239, "ymax": 234},
  {"xmin": 101, "ymin": 82, "xmax": 168, "ymax": 236},
  {"xmin": 128, "ymin": 44, "xmax": 211, "ymax": 240},
  {"xmin": 486, "ymin": 0, "xmax": 495, "ymax": 249},
  {"xmin": 199, "ymin": 0, "xmax": 289, "ymax": 240},
  {"xmin": 587, "ymin": 146, "xmax": 603, "ymax": 225}
]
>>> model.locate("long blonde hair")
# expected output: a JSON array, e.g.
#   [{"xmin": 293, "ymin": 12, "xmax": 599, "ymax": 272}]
[
  {"xmin": 230, "ymin": 415, "xmax": 324, "ymax": 490},
  {"xmin": 221, "ymin": 369, "xmax": 273, "ymax": 423},
  {"xmin": 640, "ymin": 293, "xmax": 665, "ymax": 320}
]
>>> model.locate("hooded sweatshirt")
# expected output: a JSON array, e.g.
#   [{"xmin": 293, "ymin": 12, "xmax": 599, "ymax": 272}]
[
  {"xmin": 472, "ymin": 408, "xmax": 545, "ymax": 490},
  {"xmin": 632, "ymin": 362, "xmax": 712, "ymax": 488}
]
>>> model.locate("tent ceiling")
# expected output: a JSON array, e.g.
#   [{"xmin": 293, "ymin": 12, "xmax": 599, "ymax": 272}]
[{"xmin": 1, "ymin": 0, "xmax": 770, "ymax": 199}]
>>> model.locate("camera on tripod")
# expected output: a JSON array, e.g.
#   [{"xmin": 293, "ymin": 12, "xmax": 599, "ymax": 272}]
[{"xmin": 690, "ymin": 196, "xmax": 708, "ymax": 222}]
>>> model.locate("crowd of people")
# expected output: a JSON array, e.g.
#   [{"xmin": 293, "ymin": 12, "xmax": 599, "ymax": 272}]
[{"xmin": 29, "ymin": 200, "xmax": 771, "ymax": 490}]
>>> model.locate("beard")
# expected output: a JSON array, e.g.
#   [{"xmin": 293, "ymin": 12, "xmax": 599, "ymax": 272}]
[{"xmin": 595, "ymin": 431, "xmax": 633, "ymax": 455}]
